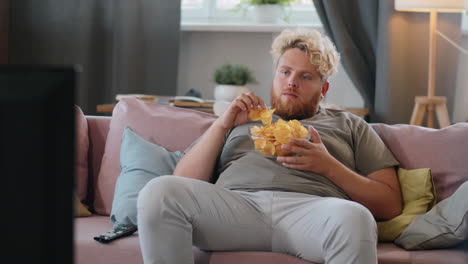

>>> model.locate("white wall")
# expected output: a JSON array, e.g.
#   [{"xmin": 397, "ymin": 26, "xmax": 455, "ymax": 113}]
[{"xmin": 177, "ymin": 31, "xmax": 364, "ymax": 108}]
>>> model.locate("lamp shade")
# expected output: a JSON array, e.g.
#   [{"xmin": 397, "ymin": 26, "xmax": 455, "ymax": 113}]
[{"xmin": 395, "ymin": 0, "xmax": 468, "ymax": 13}]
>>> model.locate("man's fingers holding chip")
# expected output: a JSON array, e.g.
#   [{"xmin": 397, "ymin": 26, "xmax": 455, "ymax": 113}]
[
  {"xmin": 234, "ymin": 92, "xmax": 262, "ymax": 111},
  {"xmin": 244, "ymin": 92, "xmax": 259, "ymax": 110},
  {"xmin": 231, "ymin": 97, "xmax": 248, "ymax": 111},
  {"xmin": 243, "ymin": 92, "xmax": 266, "ymax": 110},
  {"xmin": 219, "ymin": 92, "xmax": 268, "ymax": 129},
  {"xmin": 239, "ymin": 93, "xmax": 255, "ymax": 111}
]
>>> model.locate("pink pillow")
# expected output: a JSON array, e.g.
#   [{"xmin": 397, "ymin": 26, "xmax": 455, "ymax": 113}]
[
  {"xmin": 94, "ymin": 97, "xmax": 217, "ymax": 215},
  {"xmin": 75, "ymin": 105, "xmax": 89, "ymax": 202},
  {"xmin": 371, "ymin": 123, "xmax": 468, "ymax": 202}
]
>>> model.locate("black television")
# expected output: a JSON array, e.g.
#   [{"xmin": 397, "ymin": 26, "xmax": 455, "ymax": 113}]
[{"xmin": 0, "ymin": 66, "xmax": 77, "ymax": 263}]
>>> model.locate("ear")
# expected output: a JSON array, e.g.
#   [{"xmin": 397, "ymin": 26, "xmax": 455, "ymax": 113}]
[{"xmin": 321, "ymin": 81, "xmax": 329, "ymax": 97}]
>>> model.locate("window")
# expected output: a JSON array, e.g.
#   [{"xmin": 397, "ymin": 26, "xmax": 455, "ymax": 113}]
[{"xmin": 181, "ymin": 0, "xmax": 321, "ymax": 26}]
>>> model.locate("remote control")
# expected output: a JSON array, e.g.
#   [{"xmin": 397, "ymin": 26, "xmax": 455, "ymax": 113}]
[{"xmin": 94, "ymin": 224, "xmax": 137, "ymax": 244}]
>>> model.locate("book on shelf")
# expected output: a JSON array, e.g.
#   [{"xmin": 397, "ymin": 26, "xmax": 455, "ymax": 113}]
[
  {"xmin": 115, "ymin": 94, "xmax": 158, "ymax": 101},
  {"xmin": 168, "ymin": 96, "xmax": 214, "ymax": 108},
  {"xmin": 114, "ymin": 94, "xmax": 215, "ymax": 109},
  {"xmin": 171, "ymin": 100, "xmax": 214, "ymax": 108}
]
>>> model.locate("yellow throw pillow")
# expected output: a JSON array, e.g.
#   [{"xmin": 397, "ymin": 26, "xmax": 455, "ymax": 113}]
[
  {"xmin": 75, "ymin": 195, "xmax": 92, "ymax": 217},
  {"xmin": 377, "ymin": 168, "xmax": 436, "ymax": 242}
]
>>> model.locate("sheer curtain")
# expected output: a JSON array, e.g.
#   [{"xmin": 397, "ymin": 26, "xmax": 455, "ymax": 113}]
[
  {"xmin": 315, "ymin": 0, "xmax": 461, "ymax": 124},
  {"xmin": 9, "ymin": 0, "xmax": 181, "ymax": 114}
]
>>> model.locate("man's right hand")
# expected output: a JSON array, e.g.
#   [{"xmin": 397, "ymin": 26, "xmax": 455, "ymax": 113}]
[
  {"xmin": 215, "ymin": 92, "xmax": 268, "ymax": 129},
  {"xmin": 174, "ymin": 92, "xmax": 267, "ymax": 181}
]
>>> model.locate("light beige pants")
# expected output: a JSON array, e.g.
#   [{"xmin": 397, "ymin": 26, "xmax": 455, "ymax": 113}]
[{"xmin": 137, "ymin": 176, "xmax": 377, "ymax": 264}]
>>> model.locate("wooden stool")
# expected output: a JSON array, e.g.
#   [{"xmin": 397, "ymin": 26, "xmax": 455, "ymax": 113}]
[{"xmin": 410, "ymin": 96, "xmax": 450, "ymax": 128}]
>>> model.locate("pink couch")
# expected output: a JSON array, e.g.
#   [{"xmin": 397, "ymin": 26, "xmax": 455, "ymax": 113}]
[{"xmin": 74, "ymin": 113, "xmax": 468, "ymax": 264}]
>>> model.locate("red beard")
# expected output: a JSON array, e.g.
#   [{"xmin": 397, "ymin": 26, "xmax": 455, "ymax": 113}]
[{"xmin": 270, "ymin": 89, "xmax": 321, "ymax": 120}]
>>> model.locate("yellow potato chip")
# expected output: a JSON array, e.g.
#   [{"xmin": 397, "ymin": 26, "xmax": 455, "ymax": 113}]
[
  {"xmin": 274, "ymin": 130, "xmax": 292, "ymax": 144},
  {"xmin": 250, "ymin": 125, "xmax": 262, "ymax": 135},
  {"xmin": 263, "ymin": 140, "xmax": 275, "ymax": 156},
  {"xmin": 254, "ymin": 138, "xmax": 267, "ymax": 150},
  {"xmin": 275, "ymin": 144, "xmax": 293, "ymax": 157},
  {"xmin": 249, "ymin": 108, "xmax": 276, "ymax": 125},
  {"xmin": 249, "ymin": 109, "xmax": 262, "ymax": 121}
]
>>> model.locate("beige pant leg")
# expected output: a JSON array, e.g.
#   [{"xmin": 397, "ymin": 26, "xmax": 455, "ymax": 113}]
[
  {"xmin": 271, "ymin": 192, "xmax": 378, "ymax": 264},
  {"xmin": 137, "ymin": 176, "xmax": 272, "ymax": 264}
]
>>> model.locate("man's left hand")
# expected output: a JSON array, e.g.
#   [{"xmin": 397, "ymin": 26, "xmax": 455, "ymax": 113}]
[{"xmin": 276, "ymin": 125, "xmax": 338, "ymax": 176}]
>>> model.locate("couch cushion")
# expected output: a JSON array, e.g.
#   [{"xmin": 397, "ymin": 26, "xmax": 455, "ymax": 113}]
[
  {"xmin": 86, "ymin": 115, "xmax": 112, "ymax": 205},
  {"xmin": 75, "ymin": 105, "xmax": 89, "ymax": 203},
  {"xmin": 395, "ymin": 181, "xmax": 468, "ymax": 250},
  {"xmin": 371, "ymin": 123, "xmax": 468, "ymax": 202},
  {"xmin": 110, "ymin": 126, "xmax": 184, "ymax": 226},
  {"xmin": 377, "ymin": 168, "xmax": 436, "ymax": 242},
  {"xmin": 94, "ymin": 97, "xmax": 217, "ymax": 215}
]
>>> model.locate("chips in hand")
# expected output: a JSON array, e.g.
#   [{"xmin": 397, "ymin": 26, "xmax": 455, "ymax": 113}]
[
  {"xmin": 249, "ymin": 108, "xmax": 276, "ymax": 125},
  {"xmin": 249, "ymin": 109, "xmax": 309, "ymax": 156}
]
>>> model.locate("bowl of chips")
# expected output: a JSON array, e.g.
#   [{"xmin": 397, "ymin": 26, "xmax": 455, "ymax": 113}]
[{"xmin": 249, "ymin": 109, "xmax": 309, "ymax": 157}]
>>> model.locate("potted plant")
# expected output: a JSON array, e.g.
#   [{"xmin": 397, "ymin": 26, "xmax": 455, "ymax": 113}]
[
  {"xmin": 236, "ymin": 0, "xmax": 295, "ymax": 23},
  {"xmin": 212, "ymin": 63, "xmax": 257, "ymax": 115}
]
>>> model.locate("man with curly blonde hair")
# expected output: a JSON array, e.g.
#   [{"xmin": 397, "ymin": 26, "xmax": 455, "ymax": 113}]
[
  {"xmin": 138, "ymin": 28, "xmax": 401, "ymax": 264},
  {"xmin": 270, "ymin": 28, "xmax": 340, "ymax": 120}
]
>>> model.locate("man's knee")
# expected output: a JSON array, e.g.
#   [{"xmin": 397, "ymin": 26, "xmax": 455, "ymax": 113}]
[
  {"xmin": 319, "ymin": 199, "xmax": 377, "ymax": 263},
  {"xmin": 139, "ymin": 175, "xmax": 189, "ymax": 199},
  {"xmin": 137, "ymin": 176, "xmax": 196, "ymax": 220},
  {"xmin": 325, "ymin": 199, "xmax": 377, "ymax": 241},
  {"xmin": 336, "ymin": 200, "xmax": 375, "ymax": 226}
]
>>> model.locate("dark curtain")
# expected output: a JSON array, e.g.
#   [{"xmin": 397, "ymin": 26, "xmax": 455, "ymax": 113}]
[
  {"xmin": 0, "ymin": 0, "xmax": 7, "ymax": 64},
  {"xmin": 315, "ymin": 0, "xmax": 462, "ymax": 125},
  {"xmin": 8, "ymin": 0, "xmax": 181, "ymax": 115},
  {"xmin": 315, "ymin": 0, "xmax": 377, "ymax": 110}
]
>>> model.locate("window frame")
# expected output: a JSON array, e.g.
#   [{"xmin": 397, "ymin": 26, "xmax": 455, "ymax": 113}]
[{"xmin": 181, "ymin": 0, "xmax": 322, "ymax": 26}]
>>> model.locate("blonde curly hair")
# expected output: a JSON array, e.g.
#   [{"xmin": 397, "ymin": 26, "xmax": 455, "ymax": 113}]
[{"xmin": 271, "ymin": 28, "xmax": 340, "ymax": 81}]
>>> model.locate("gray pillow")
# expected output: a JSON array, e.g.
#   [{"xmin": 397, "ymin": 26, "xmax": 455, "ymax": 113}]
[
  {"xmin": 110, "ymin": 126, "xmax": 183, "ymax": 227},
  {"xmin": 395, "ymin": 181, "xmax": 468, "ymax": 250}
]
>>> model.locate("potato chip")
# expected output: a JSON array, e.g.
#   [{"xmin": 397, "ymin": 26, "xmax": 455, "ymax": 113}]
[
  {"xmin": 253, "ymin": 138, "xmax": 267, "ymax": 150},
  {"xmin": 262, "ymin": 140, "xmax": 276, "ymax": 156},
  {"xmin": 249, "ymin": 108, "xmax": 276, "ymax": 125},
  {"xmin": 275, "ymin": 144, "xmax": 293, "ymax": 157},
  {"xmin": 249, "ymin": 109, "xmax": 309, "ymax": 156}
]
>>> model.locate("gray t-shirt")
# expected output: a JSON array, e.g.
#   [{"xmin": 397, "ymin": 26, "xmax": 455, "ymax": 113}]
[{"xmin": 214, "ymin": 108, "xmax": 399, "ymax": 200}]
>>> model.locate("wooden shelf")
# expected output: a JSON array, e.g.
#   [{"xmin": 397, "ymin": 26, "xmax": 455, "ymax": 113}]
[
  {"xmin": 171, "ymin": 100, "xmax": 214, "ymax": 108},
  {"xmin": 96, "ymin": 103, "xmax": 214, "ymax": 114}
]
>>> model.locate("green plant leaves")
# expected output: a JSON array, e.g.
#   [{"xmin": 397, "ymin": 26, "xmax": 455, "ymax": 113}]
[{"xmin": 213, "ymin": 64, "xmax": 257, "ymax": 86}]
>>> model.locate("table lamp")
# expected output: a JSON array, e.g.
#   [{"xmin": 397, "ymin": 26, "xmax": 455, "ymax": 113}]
[{"xmin": 395, "ymin": 0, "xmax": 468, "ymax": 128}]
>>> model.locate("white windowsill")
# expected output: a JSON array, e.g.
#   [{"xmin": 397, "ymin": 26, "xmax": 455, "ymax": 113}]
[
  {"xmin": 181, "ymin": 21, "xmax": 468, "ymax": 36},
  {"xmin": 181, "ymin": 14, "xmax": 468, "ymax": 35},
  {"xmin": 181, "ymin": 18, "xmax": 322, "ymax": 32}
]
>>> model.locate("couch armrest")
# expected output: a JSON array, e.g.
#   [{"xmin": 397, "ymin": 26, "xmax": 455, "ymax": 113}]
[{"xmin": 86, "ymin": 115, "xmax": 111, "ymax": 209}]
